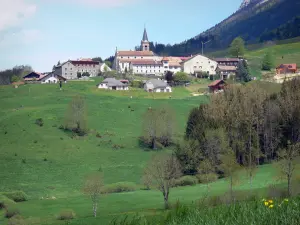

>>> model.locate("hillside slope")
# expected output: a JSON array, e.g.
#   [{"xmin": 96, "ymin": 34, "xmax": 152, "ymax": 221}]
[{"xmin": 151, "ymin": 0, "xmax": 300, "ymax": 56}]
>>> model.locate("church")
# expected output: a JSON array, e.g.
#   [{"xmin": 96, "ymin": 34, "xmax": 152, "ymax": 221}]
[{"xmin": 113, "ymin": 28, "xmax": 188, "ymax": 76}]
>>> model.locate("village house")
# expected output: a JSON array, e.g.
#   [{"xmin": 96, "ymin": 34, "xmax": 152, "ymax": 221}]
[
  {"xmin": 276, "ymin": 64, "xmax": 297, "ymax": 74},
  {"xmin": 97, "ymin": 78, "xmax": 129, "ymax": 90},
  {"xmin": 144, "ymin": 79, "xmax": 172, "ymax": 93},
  {"xmin": 208, "ymin": 79, "xmax": 227, "ymax": 93},
  {"xmin": 53, "ymin": 58, "xmax": 110, "ymax": 80},
  {"xmin": 214, "ymin": 58, "xmax": 241, "ymax": 67},
  {"xmin": 23, "ymin": 72, "xmax": 67, "ymax": 84},
  {"xmin": 217, "ymin": 65, "xmax": 237, "ymax": 80},
  {"xmin": 180, "ymin": 54, "xmax": 218, "ymax": 76}
]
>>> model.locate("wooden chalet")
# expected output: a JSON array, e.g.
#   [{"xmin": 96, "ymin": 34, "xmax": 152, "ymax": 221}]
[{"xmin": 208, "ymin": 79, "xmax": 226, "ymax": 93}]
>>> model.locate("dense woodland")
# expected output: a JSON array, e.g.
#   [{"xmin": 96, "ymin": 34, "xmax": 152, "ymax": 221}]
[
  {"xmin": 0, "ymin": 65, "xmax": 32, "ymax": 85},
  {"xmin": 138, "ymin": 0, "xmax": 300, "ymax": 56},
  {"xmin": 177, "ymin": 80, "xmax": 300, "ymax": 179}
]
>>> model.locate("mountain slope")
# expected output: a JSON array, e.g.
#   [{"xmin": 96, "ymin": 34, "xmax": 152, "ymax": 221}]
[{"xmin": 151, "ymin": 0, "xmax": 300, "ymax": 56}]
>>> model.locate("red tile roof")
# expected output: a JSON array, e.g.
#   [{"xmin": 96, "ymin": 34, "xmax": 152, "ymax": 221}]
[
  {"xmin": 117, "ymin": 51, "xmax": 155, "ymax": 57},
  {"xmin": 208, "ymin": 80, "xmax": 225, "ymax": 87}
]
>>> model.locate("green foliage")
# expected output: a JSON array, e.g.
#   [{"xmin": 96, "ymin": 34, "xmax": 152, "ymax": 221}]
[
  {"xmin": 101, "ymin": 182, "xmax": 137, "ymax": 194},
  {"xmin": 104, "ymin": 61, "xmax": 112, "ymax": 68},
  {"xmin": 197, "ymin": 173, "xmax": 218, "ymax": 184},
  {"xmin": 77, "ymin": 72, "xmax": 82, "ymax": 79},
  {"xmin": 1, "ymin": 191, "xmax": 28, "ymax": 202},
  {"xmin": 5, "ymin": 206, "xmax": 20, "ymax": 218},
  {"xmin": 174, "ymin": 176, "xmax": 198, "ymax": 187},
  {"xmin": 229, "ymin": 37, "xmax": 245, "ymax": 58},
  {"xmin": 7, "ymin": 215, "xmax": 26, "ymax": 225},
  {"xmin": 173, "ymin": 72, "xmax": 189, "ymax": 82},
  {"xmin": 82, "ymin": 72, "xmax": 90, "ymax": 77},
  {"xmin": 92, "ymin": 57, "xmax": 103, "ymax": 63},
  {"xmin": 0, "ymin": 195, "xmax": 15, "ymax": 209},
  {"xmin": 130, "ymin": 80, "xmax": 143, "ymax": 88},
  {"xmin": 236, "ymin": 60, "xmax": 251, "ymax": 82},
  {"xmin": 35, "ymin": 118, "xmax": 44, "ymax": 127},
  {"xmin": 56, "ymin": 209, "xmax": 76, "ymax": 220},
  {"xmin": 261, "ymin": 52, "xmax": 274, "ymax": 71},
  {"xmin": 11, "ymin": 75, "xmax": 19, "ymax": 83}
]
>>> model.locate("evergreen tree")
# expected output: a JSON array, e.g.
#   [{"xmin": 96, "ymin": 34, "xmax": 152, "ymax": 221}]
[
  {"xmin": 261, "ymin": 52, "xmax": 274, "ymax": 71},
  {"xmin": 229, "ymin": 37, "xmax": 245, "ymax": 58},
  {"xmin": 236, "ymin": 60, "xmax": 251, "ymax": 82}
]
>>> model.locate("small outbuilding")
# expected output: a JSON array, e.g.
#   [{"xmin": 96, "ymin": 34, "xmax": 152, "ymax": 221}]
[
  {"xmin": 208, "ymin": 79, "xmax": 226, "ymax": 93},
  {"xmin": 97, "ymin": 78, "xmax": 129, "ymax": 90},
  {"xmin": 144, "ymin": 79, "xmax": 172, "ymax": 93}
]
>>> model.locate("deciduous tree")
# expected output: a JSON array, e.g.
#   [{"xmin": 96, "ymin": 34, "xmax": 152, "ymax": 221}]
[
  {"xmin": 229, "ymin": 37, "xmax": 245, "ymax": 58},
  {"xmin": 261, "ymin": 51, "xmax": 274, "ymax": 71},
  {"xmin": 83, "ymin": 172, "xmax": 104, "ymax": 217},
  {"xmin": 143, "ymin": 154, "xmax": 181, "ymax": 209}
]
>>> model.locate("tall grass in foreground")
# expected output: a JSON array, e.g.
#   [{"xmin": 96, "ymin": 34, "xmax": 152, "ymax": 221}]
[{"xmin": 111, "ymin": 197, "xmax": 300, "ymax": 225}]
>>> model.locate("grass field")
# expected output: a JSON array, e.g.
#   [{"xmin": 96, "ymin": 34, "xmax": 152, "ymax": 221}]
[{"xmin": 0, "ymin": 40, "xmax": 299, "ymax": 224}]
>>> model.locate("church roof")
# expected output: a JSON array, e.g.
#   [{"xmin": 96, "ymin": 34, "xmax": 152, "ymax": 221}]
[
  {"xmin": 142, "ymin": 28, "xmax": 149, "ymax": 42},
  {"xmin": 117, "ymin": 51, "xmax": 154, "ymax": 57}
]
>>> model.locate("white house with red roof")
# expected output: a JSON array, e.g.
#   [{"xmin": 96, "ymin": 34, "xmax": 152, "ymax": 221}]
[
  {"xmin": 113, "ymin": 28, "xmax": 190, "ymax": 76},
  {"xmin": 23, "ymin": 72, "xmax": 67, "ymax": 84}
]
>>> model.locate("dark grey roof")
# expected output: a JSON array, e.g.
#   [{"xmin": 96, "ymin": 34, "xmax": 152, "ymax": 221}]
[
  {"xmin": 146, "ymin": 79, "xmax": 169, "ymax": 89},
  {"xmin": 142, "ymin": 28, "xmax": 148, "ymax": 42},
  {"xmin": 101, "ymin": 78, "xmax": 127, "ymax": 87}
]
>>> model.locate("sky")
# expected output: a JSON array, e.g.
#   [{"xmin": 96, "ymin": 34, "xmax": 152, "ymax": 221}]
[{"xmin": 0, "ymin": 0, "xmax": 242, "ymax": 72}]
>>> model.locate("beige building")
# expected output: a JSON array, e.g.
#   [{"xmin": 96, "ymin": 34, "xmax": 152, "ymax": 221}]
[
  {"xmin": 180, "ymin": 54, "xmax": 218, "ymax": 76},
  {"xmin": 54, "ymin": 58, "xmax": 110, "ymax": 80}
]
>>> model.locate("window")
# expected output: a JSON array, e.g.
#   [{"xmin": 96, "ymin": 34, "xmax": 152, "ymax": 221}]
[
  {"xmin": 194, "ymin": 66, "xmax": 197, "ymax": 68},
  {"xmin": 65, "ymin": 73, "xmax": 67, "ymax": 75},
  {"xmin": 211, "ymin": 66, "xmax": 214, "ymax": 69},
  {"xmin": 160, "ymin": 88, "xmax": 164, "ymax": 92},
  {"xmin": 164, "ymin": 66, "xmax": 168, "ymax": 69},
  {"xmin": 135, "ymin": 56, "xmax": 136, "ymax": 59},
  {"xmin": 146, "ymin": 70, "xmax": 147, "ymax": 73},
  {"xmin": 121, "ymin": 56, "xmax": 123, "ymax": 58},
  {"xmin": 208, "ymin": 61, "xmax": 210, "ymax": 64},
  {"xmin": 141, "ymin": 57, "xmax": 143, "ymax": 59},
  {"xmin": 71, "ymin": 73, "xmax": 72, "ymax": 75},
  {"xmin": 199, "ymin": 66, "xmax": 202, "ymax": 68},
  {"xmin": 128, "ymin": 57, "xmax": 130, "ymax": 59},
  {"xmin": 65, "ymin": 68, "xmax": 67, "ymax": 71},
  {"xmin": 70, "ymin": 68, "xmax": 72, "ymax": 70}
]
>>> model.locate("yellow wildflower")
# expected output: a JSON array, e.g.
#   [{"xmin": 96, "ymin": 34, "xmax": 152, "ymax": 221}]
[
  {"xmin": 264, "ymin": 201, "xmax": 269, "ymax": 206},
  {"xmin": 269, "ymin": 200, "xmax": 273, "ymax": 204},
  {"xmin": 269, "ymin": 205, "xmax": 274, "ymax": 208}
]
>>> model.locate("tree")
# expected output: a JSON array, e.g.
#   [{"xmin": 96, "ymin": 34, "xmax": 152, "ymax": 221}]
[
  {"xmin": 277, "ymin": 142, "xmax": 300, "ymax": 196},
  {"xmin": 57, "ymin": 61, "xmax": 61, "ymax": 66},
  {"xmin": 261, "ymin": 52, "xmax": 274, "ymax": 71},
  {"xmin": 103, "ymin": 65, "xmax": 109, "ymax": 72},
  {"xmin": 124, "ymin": 67, "xmax": 128, "ymax": 74},
  {"xmin": 77, "ymin": 72, "xmax": 82, "ymax": 79},
  {"xmin": 104, "ymin": 60, "xmax": 112, "ymax": 68},
  {"xmin": 236, "ymin": 60, "xmax": 251, "ymax": 82},
  {"xmin": 11, "ymin": 75, "xmax": 19, "ymax": 83},
  {"xmin": 197, "ymin": 158, "xmax": 216, "ymax": 192},
  {"xmin": 173, "ymin": 72, "xmax": 189, "ymax": 83},
  {"xmin": 52, "ymin": 65, "xmax": 56, "ymax": 71},
  {"xmin": 165, "ymin": 71, "xmax": 174, "ymax": 82},
  {"xmin": 82, "ymin": 72, "xmax": 90, "ymax": 77},
  {"xmin": 92, "ymin": 57, "xmax": 103, "ymax": 63},
  {"xmin": 64, "ymin": 95, "xmax": 87, "ymax": 136},
  {"xmin": 83, "ymin": 172, "xmax": 104, "ymax": 217},
  {"xmin": 229, "ymin": 37, "xmax": 245, "ymax": 58},
  {"xmin": 220, "ymin": 149, "xmax": 241, "ymax": 202},
  {"xmin": 143, "ymin": 154, "xmax": 181, "ymax": 209},
  {"xmin": 142, "ymin": 106, "xmax": 176, "ymax": 149}
]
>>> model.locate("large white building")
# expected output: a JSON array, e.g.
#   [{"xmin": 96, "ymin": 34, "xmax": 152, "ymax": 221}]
[
  {"xmin": 181, "ymin": 54, "xmax": 218, "ymax": 76},
  {"xmin": 113, "ymin": 29, "xmax": 191, "ymax": 76}
]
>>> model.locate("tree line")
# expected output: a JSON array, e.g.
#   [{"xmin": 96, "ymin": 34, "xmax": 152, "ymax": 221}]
[{"xmin": 0, "ymin": 65, "xmax": 32, "ymax": 85}]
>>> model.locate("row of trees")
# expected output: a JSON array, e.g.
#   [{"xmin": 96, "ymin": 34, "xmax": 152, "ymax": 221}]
[
  {"xmin": 0, "ymin": 65, "xmax": 32, "ymax": 85},
  {"xmin": 181, "ymin": 79, "xmax": 300, "ymax": 195}
]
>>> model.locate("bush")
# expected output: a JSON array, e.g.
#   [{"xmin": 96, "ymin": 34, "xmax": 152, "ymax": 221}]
[
  {"xmin": 35, "ymin": 118, "xmax": 44, "ymax": 127},
  {"xmin": 0, "ymin": 195, "xmax": 15, "ymax": 209},
  {"xmin": 56, "ymin": 209, "xmax": 76, "ymax": 220},
  {"xmin": 7, "ymin": 215, "xmax": 26, "ymax": 225},
  {"xmin": 267, "ymin": 184, "xmax": 288, "ymax": 199},
  {"xmin": 101, "ymin": 182, "xmax": 137, "ymax": 194},
  {"xmin": 197, "ymin": 173, "xmax": 219, "ymax": 184},
  {"xmin": 175, "ymin": 176, "xmax": 198, "ymax": 187},
  {"xmin": 2, "ymin": 191, "xmax": 28, "ymax": 202},
  {"xmin": 130, "ymin": 80, "xmax": 143, "ymax": 88},
  {"xmin": 5, "ymin": 206, "xmax": 20, "ymax": 218}
]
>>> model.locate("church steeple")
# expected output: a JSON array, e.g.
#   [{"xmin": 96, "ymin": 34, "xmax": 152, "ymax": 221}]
[
  {"xmin": 142, "ymin": 27, "xmax": 148, "ymax": 42},
  {"xmin": 141, "ymin": 27, "xmax": 149, "ymax": 51}
]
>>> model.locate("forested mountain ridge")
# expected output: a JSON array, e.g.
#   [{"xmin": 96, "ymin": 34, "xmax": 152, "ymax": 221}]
[{"xmin": 148, "ymin": 0, "xmax": 300, "ymax": 56}]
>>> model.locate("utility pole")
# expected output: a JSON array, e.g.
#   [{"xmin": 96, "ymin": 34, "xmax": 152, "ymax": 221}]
[{"xmin": 202, "ymin": 40, "xmax": 211, "ymax": 55}]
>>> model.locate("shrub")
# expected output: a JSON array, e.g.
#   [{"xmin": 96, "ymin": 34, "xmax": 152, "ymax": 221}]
[
  {"xmin": 130, "ymin": 80, "xmax": 143, "ymax": 88},
  {"xmin": 56, "ymin": 209, "xmax": 76, "ymax": 220},
  {"xmin": 197, "ymin": 173, "xmax": 219, "ymax": 184},
  {"xmin": 174, "ymin": 176, "xmax": 198, "ymax": 187},
  {"xmin": 35, "ymin": 118, "xmax": 44, "ymax": 127},
  {"xmin": 2, "ymin": 191, "xmax": 28, "ymax": 202},
  {"xmin": 7, "ymin": 215, "xmax": 26, "ymax": 225},
  {"xmin": 5, "ymin": 206, "xmax": 20, "ymax": 218},
  {"xmin": 21, "ymin": 159, "xmax": 26, "ymax": 164},
  {"xmin": 101, "ymin": 182, "xmax": 136, "ymax": 194},
  {"xmin": 0, "ymin": 195, "xmax": 15, "ymax": 209},
  {"xmin": 201, "ymin": 195, "xmax": 223, "ymax": 207},
  {"xmin": 267, "ymin": 184, "xmax": 288, "ymax": 199}
]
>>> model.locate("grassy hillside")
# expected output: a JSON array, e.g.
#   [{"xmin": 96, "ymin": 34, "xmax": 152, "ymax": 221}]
[{"xmin": 0, "ymin": 79, "xmax": 287, "ymax": 224}]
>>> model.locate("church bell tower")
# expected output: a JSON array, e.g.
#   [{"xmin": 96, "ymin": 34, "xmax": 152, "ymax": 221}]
[{"xmin": 141, "ymin": 28, "xmax": 149, "ymax": 51}]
